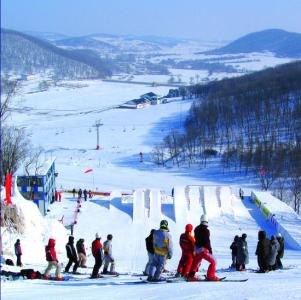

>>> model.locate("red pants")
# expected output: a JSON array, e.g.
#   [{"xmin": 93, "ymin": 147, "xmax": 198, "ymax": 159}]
[
  {"xmin": 177, "ymin": 253, "xmax": 194, "ymax": 276},
  {"xmin": 190, "ymin": 248, "xmax": 216, "ymax": 279}
]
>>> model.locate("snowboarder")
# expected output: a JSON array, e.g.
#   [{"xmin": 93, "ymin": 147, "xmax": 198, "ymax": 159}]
[
  {"xmin": 91, "ymin": 233, "xmax": 103, "ymax": 278},
  {"xmin": 230, "ymin": 235, "xmax": 239, "ymax": 268},
  {"xmin": 83, "ymin": 189, "xmax": 88, "ymax": 201},
  {"xmin": 14, "ymin": 239, "xmax": 23, "ymax": 267},
  {"xmin": 276, "ymin": 233, "xmax": 284, "ymax": 269},
  {"xmin": 103, "ymin": 234, "xmax": 117, "ymax": 274},
  {"xmin": 76, "ymin": 238, "xmax": 87, "ymax": 268},
  {"xmin": 236, "ymin": 233, "xmax": 249, "ymax": 271},
  {"xmin": 148, "ymin": 220, "xmax": 173, "ymax": 282},
  {"xmin": 187, "ymin": 214, "xmax": 220, "ymax": 281},
  {"xmin": 267, "ymin": 235, "xmax": 280, "ymax": 271},
  {"xmin": 176, "ymin": 224, "xmax": 195, "ymax": 278},
  {"xmin": 72, "ymin": 188, "xmax": 76, "ymax": 198},
  {"xmin": 78, "ymin": 188, "xmax": 82, "ymax": 199},
  {"xmin": 43, "ymin": 238, "xmax": 62, "ymax": 280},
  {"xmin": 144, "ymin": 229, "xmax": 155, "ymax": 276},
  {"xmin": 88, "ymin": 190, "xmax": 93, "ymax": 199},
  {"xmin": 255, "ymin": 230, "xmax": 270, "ymax": 272},
  {"xmin": 64, "ymin": 236, "xmax": 79, "ymax": 274}
]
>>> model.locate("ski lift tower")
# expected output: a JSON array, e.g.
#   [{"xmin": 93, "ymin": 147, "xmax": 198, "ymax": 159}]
[{"xmin": 93, "ymin": 119, "xmax": 103, "ymax": 150}]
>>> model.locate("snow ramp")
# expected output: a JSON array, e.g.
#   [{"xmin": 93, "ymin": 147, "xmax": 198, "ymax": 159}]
[
  {"xmin": 203, "ymin": 186, "xmax": 221, "ymax": 219},
  {"xmin": 251, "ymin": 191, "xmax": 301, "ymax": 250},
  {"xmin": 173, "ymin": 186, "xmax": 188, "ymax": 226}
]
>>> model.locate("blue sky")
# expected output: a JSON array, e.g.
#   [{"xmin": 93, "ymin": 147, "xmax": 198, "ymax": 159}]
[{"xmin": 1, "ymin": 0, "xmax": 301, "ymax": 40}]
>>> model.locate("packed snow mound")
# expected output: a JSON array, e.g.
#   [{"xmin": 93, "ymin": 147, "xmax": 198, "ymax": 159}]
[{"xmin": 1, "ymin": 191, "xmax": 68, "ymax": 264}]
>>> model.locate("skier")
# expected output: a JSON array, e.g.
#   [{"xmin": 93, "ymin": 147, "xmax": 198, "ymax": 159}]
[
  {"xmin": 72, "ymin": 188, "xmax": 76, "ymax": 198},
  {"xmin": 139, "ymin": 152, "xmax": 143, "ymax": 163},
  {"xmin": 267, "ymin": 235, "xmax": 280, "ymax": 271},
  {"xmin": 83, "ymin": 189, "xmax": 88, "ymax": 201},
  {"xmin": 176, "ymin": 224, "xmax": 195, "ymax": 278},
  {"xmin": 187, "ymin": 214, "xmax": 220, "ymax": 281},
  {"xmin": 76, "ymin": 238, "xmax": 87, "ymax": 268},
  {"xmin": 276, "ymin": 233, "xmax": 284, "ymax": 269},
  {"xmin": 88, "ymin": 190, "xmax": 93, "ymax": 199},
  {"xmin": 14, "ymin": 239, "xmax": 23, "ymax": 267},
  {"xmin": 78, "ymin": 188, "xmax": 82, "ymax": 199},
  {"xmin": 103, "ymin": 234, "xmax": 117, "ymax": 274},
  {"xmin": 230, "ymin": 235, "xmax": 239, "ymax": 268},
  {"xmin": 236, "ymin": 233, "xmax": 249, "ymax": 271},
  {"xmin": 144, "ymin": 229, "xmax": 155, "ymax": 276},
  {"xmin": 255, "ymin": 230, "xmax": 270, "ymax": 272},
  {"xmin": 91, "ymin": 233, "xmax": 103, "ymax": 278},
  {"xmin": 148, "ymin": 220, "xmax": 173, "ymax": 282},
  {"xmin": 64, "ymin": 236, "xmax": 79, "ymax": 274},
  {"xmin": 43, "ymin": 238, "xmax": 62, "ymax": 280}
]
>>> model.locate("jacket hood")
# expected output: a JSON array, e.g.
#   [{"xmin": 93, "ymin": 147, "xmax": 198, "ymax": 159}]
[
  {"xmin": 68, "ymin": 236, "xmax": 74, "ymax": 243},
  {"xmin": 258, "ymin": 230, "xmax": 266, "ymax": 241},
  {"xmin": 48, "ymin": 238, "xmax": 56, "ymax": 247}
]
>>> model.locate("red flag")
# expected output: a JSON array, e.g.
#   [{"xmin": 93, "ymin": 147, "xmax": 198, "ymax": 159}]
[
  {"xmin": 84, "ymin": 169, "xmax": 93, "ymax": 174},
  {"xmin": 5, "ymin": 174, "xmax": 13, "ymax": 205}
]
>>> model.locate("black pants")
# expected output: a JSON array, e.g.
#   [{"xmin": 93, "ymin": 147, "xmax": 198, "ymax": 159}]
[
  {"xmin": 276, "ymin": 256, "xmax": 283, "ymax": 269},
  {"xmin": 65, "ymin": 258, "xmax": 79, "ymax": 272},
  {"xmin": 91, "ymin": 256, "xmax": 102, "ymax": 278},
  {"xmin": 16, "ymin": 254, "xmax": 22, "ymax": 267}
]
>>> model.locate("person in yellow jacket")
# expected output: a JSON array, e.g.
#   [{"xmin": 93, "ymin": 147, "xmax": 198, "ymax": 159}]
[{"xmin": 148, "ymin": 220, "xmax": 173, "ymax": 282}]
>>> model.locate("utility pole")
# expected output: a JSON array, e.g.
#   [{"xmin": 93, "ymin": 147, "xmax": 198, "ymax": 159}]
[{"xmin": 93, "ymin": 120, "xmax": 103, "ymax": 150}]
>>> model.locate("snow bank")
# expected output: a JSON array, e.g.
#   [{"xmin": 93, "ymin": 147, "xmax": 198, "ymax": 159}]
[
  {"xmin": 1, "ymin": 188, "xmax": 68, "ymax": 264},
  {"xmin": 251, "ymin": 191, "xmax": 301, "ymax": 250}
]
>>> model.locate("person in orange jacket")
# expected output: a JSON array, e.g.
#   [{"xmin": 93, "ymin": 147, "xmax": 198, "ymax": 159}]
[{"xmin": 176, "ymin": 224, "xmax": 195, "ymax": 278}]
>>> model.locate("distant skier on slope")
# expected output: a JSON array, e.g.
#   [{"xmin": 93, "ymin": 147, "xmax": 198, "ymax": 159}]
[
  {"xmin": 236, "ymin": 233, "xmax": 249, "ymax": 271},
  {"xmin": 230, "ymin": 235, "xmax": 239, "ymax": 268},
  {"xmin": 91, "ymin": 233, "xmax": 103, "ymax": 278},
  {"xmin": 144, "ymin": 229, "xmax": 155, "ymax": 276},
  {"xmin": 103, "ymin": 234, "xmax": 117, "ymax": 274},
  {"xmin": 14, "ymin": 239, "xmax": 23, "ymax": 267},
  {"xmin": 187, "ymin": 214, "xmax": 220, "ymax": 281},
  {"xmin": 148, "ymin": 220, "xmax": 173, "ymax": 282},
  {"xmin": 64, "ymin": 236, "xmax": 79, "ymax": 274},
  {"xmin": 43, "ymin": 238, "xmax": 62, "ymax": 280},
  {"xmin": 176, "ymin": 224, "xmax": 195, "ymax": 278}
]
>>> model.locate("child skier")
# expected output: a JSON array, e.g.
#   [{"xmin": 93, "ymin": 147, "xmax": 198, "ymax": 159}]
[
  {"xmin": 176, "ymin": 224, "xmax": 195, "ymax": 278},
  {"xmin": 103, "ymin": 234, "xmax": 117, "ymax": 274},
  {"xmin": 76, "ymin": 238, "xmax": 87, "ymax": 268},
  {"xmin": 43, "ymin": 238, "xmax": 62, "ymax": 280},
  {"xmin": 255, "ymin": 230, "xmax": 270, "ymax": 272},
  {"xmin": 148, "ymin": 220, "xmax": 173, "ymax": 282},
  {"xmin": 236, "ymin": 233, "xmax": 249, "ymax": 271},
  {"xmin": 187, "ymin": 214, "xmax": 220, "ymax": 281},
  {"xmin": 14, "ymin": 239, "xmax": 23, "ymax": 267}
]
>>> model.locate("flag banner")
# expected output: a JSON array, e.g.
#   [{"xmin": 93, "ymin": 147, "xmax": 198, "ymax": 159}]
[
  {"xmin": 84, "ymin": 169, "xmax": 93, "ymax": 173},
  {"xmin": 5, "ymin": 173, "xmax": 13, "ymax": 205}
]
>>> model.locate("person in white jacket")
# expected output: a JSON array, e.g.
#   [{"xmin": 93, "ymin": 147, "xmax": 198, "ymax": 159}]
[{"xmin": 103, "ymin": 234, "xmax": 117, "ymax": 274}]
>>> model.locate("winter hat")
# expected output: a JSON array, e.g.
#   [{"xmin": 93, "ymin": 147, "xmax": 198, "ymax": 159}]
[
  {"xmin": 95, "ymin": 233, "xmax": 100, "ymax": 239},
  {"xmin": 68, "ymin": 236, "xmax": 74, "ymax": 243},
  {"xmin": 185, "ymin": 224, "xmax": 193, "ymax": 232},
  {"xmin": 242, "ymin": 233, "xmax": 247, "ymax": 240},
  {"xmin": 278, "ymin": 233, "xmax": 282, "ymax": 237},
  {"xmin": 160, "ymin": 220, "xmax": 169, "ymax": 230},
  {"xmin": 200, "ymin": 214, "xmax": 209, "ymax": 225},
  {"xmin": 107, "ymin": 234, "xmax": 113, "ymax": 240}
]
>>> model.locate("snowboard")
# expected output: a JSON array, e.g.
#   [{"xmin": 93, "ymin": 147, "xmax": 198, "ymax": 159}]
[{"xmin": 167, "ymin": 276, "xmax": 249, "ymax": 283}]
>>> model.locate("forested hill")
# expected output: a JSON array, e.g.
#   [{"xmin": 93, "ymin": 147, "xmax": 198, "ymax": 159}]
[
  {"xmin": 159, "ymin": 61, "xmax": 301, "ymax": 192},
  {"xmin": 1, "ymin": 28, "xmax": 112, "ymax": 79},
  {"xmin": 206, "ymin": 29, "xmax": 301, "ymax": 57}
]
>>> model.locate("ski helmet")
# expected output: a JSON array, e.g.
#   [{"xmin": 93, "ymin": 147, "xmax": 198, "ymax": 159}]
[
  {"xmin": 160, "ymin": 220, "xmax": 169, "ymax": 230},
  {"xmin": 200, "ymin": 214, "xmax": 209, "ymax": 224}
]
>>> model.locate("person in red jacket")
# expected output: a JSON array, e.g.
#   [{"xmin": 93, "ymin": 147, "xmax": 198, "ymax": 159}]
[
  {"xmin": 187, "ymin": 215, "xmax": 220, "ymax": 281},
  {"xmin": 91, "ymin": 233, "xmax": 103, "ymax": 278},
  {"xmin": 176, "ymin": 224, "xmax": 195, "ymax": 278},
  {"xmin": 43, "ymin": 238, "xmax": 62, "ymax": 279}
]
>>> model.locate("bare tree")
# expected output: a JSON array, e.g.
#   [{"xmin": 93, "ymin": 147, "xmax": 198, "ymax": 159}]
[
  {"xmin": 0, "ymin": 79, "xmax": 18, "ymax": 122},
  {"xmin": 23, "ymin": 147, "xmax": 45, "ymax": 176}
]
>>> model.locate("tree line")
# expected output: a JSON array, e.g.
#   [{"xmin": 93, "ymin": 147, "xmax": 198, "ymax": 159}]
[{"xmin": 153, "ymin": 61, "xmax": 301, "ymax": 214}]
